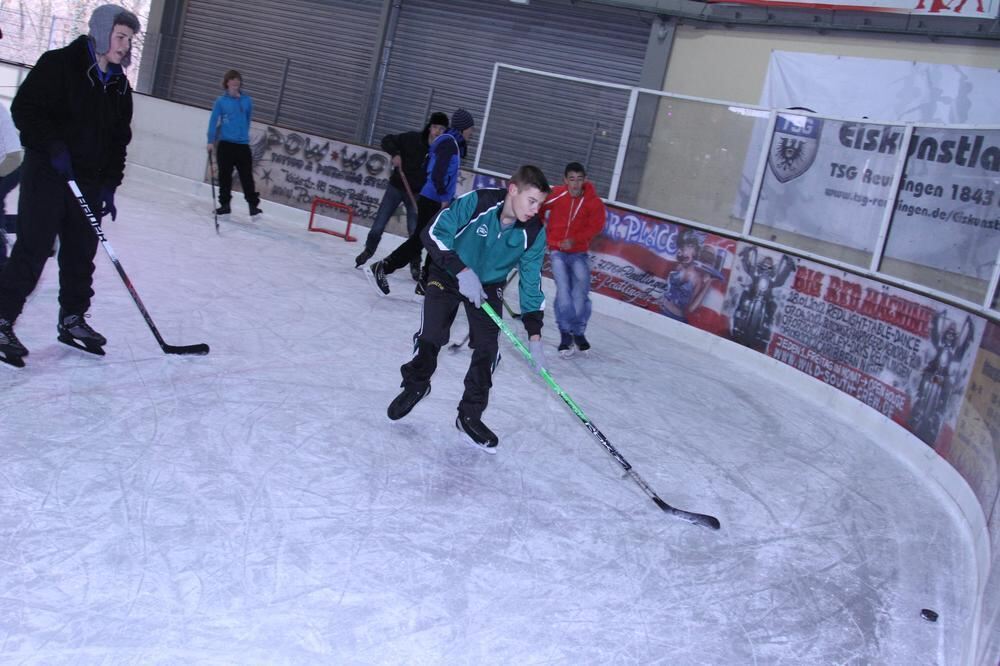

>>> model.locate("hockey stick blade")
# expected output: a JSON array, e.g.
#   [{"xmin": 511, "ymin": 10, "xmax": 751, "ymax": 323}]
[
  {"xmin": 653, "ymin": 497, "xmax": 720, "ymax": 530},
  {"xmin": 482, "ymin": 302, "xmax": 720, "ymax": 531},
  {"xmin": 163, "ymin": 342, "xmax": 210, "ymax": 355}
]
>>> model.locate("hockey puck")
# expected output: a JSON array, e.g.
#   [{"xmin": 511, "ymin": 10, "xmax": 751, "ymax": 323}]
[{"xmin": 920, "ymin": 608, "xmax": 938, "ymax": 623}]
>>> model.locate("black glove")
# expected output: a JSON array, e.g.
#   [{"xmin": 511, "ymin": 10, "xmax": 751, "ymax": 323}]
[
  {"xmin": 100, "ymin": 186, "xmax": 117, "ymax": 221},
  {"xmin": 48, "ymin": 142, "xmax": 73, "ymax": 180}
]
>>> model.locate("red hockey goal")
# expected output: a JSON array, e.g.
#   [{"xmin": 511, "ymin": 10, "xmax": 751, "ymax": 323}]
[{"xmin": 307, "ymin": 198, "xmax": 357, "ymax": 242}]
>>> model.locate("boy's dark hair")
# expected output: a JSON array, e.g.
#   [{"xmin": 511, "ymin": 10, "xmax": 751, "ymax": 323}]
[
  {"xmin": 564, "ymin": 162, "xmax": 586, "ymax": 177},
  {"xmin": 510, "ymin": 165, "xmax": 550, "ymax": 194},
  {"xmin": 222, "ymin": 70, "xmax": 242, "ymax": 89}
]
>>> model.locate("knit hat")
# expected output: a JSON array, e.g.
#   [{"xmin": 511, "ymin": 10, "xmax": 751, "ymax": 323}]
[
  {"xmin": 428, "ymin": 111, "xmax": 449, "ymax": 127},
  {"xmin": 89, "ymin": 4, "xmax": 141, "ymax": 68},
  {"xmin": 451, "ymin": 108, "xmax": 474, "ymax": 131}
]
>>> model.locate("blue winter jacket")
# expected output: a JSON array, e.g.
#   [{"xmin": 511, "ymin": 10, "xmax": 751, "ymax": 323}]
[
  {"xmin": 419, "ymin": 129, "xmax": 466, "ymax": 203},
  {"xmin": 207, "ymin": 93, "xmax": 253, "ymax": 144}
]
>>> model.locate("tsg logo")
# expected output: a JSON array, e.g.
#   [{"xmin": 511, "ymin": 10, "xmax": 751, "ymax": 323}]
[
  {"xmin": 476, "ymin": 224, "xmax": 489, "ymax": 237},
  {"xmin": 768, "ymin": 114, "xmax": 822, "ymax": 183}
]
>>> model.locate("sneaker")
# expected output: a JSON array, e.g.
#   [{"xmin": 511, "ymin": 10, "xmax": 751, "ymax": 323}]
[
  {"xmin": 355, "ymin": 248, "xmax": 374, "ymax": 268},
  {"xmin": 369, "ymin": 261, "xmax": 390, "ymax": 295},
  {"xmin": 249, "ymin": 205, "xmax": 263, "ymax": 218},
  {"xmin": 558, "ymin": 331, "xmax": 575, "ymax": 359},
  {"xmin": 0, "ymin": 317, "xmax": 28, "ymax": 357},
  {"xmin": 57, "ymin": 310, "xmax": 107, "ymax": 352},
  {"xmin": 387, "ymin": 384, "xmax": 431, "ymax": 420},
  {"xmin": 573, "ymin": 334, "xmax": 591, "ymax": 352},
  {"xmin": 215, "ymin": 204, "xmax": 231, "ymax": 216},
  {"xmin": 456, "ymin": 413, "xmax": 498, "ymax": 453}
]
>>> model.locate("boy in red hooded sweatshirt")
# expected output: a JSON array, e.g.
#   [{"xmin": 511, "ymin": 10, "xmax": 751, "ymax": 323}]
[{"xmin": 539, "ymin": 162, "xmax": 606, "ymax": 358}]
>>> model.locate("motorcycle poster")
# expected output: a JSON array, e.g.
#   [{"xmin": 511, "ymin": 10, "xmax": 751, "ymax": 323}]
[{"xmin": 724, "ymin": 244, "xmax": 985, "ymax": 449}]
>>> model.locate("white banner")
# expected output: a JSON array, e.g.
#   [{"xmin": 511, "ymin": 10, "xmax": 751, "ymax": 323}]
[
  {"xmin": 754, "ymin": 114, "xmax": 900, "ymax": 252},
  {"xmin": 885, "ymin": 127, "xmax": 1000, "ymax": 279}
]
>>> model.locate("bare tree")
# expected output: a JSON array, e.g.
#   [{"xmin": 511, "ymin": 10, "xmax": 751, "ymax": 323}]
[{"xmin": 0, "ymin": 0, "xmax": 151, "ymax": 86}]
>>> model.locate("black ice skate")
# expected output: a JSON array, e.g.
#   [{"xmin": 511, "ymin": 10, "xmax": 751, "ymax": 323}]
[
  {"xmin": 456, "ymin": 413, "xmax": 498, "ymax": 454},
  {"xmin": 249, "ymin": 205, "xmax": 263, "ymax": 219},
  {"xmin": 387, "ymin": 384, "xmax": 431, "ymax": 420},
  {"xmin": 0, "ymin": 317, "xmax": 27, "ymax": 367},
  {"xmin": 215, "ymin": 204, "xmax": 231, "ymax": 217},
  {"xmin": 573, "ymin": 334, "xmax": 591, "ymax": 356},
  {"xmin": 368, "ymin": 260, "xmax": 390, "ymax": 295},
  {"xmin": 355, "ymin": 248, "xmax": 374, "ymax": 268},
  {"xmin": 558, "ymin": 331, "xmax": 575, "ymax": 359},
  {"xmin": 57, "ymin": 311, "xmax": 107, "ymax": 356}
]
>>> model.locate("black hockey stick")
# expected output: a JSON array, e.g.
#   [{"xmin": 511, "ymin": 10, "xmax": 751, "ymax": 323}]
[
  {"xmin": 482, "ymin": 302, "xmax": 719, "ymax": 530},
  {"xmin": 207, "ymin": 150, "xmax": 219, "ymax": 234},
  {"xmin": 69, "ymin": 180, "xmax": 210, "ymax": 356}
]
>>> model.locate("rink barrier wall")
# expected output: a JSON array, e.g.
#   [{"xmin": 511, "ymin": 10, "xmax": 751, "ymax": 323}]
[{"xmin": 118, "ymin": 92, "xmax": 998, "ymax": 666}]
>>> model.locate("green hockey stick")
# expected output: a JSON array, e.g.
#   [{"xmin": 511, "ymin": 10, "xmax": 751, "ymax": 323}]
[{"xmin": 482, "ymin": 302, "xmax": 720, "ymax": 530}]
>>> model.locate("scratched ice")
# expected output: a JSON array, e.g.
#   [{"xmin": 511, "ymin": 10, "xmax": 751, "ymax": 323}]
[{"xmin": 0, "ymin": 170, "xmax": 974, "ymax": 664}]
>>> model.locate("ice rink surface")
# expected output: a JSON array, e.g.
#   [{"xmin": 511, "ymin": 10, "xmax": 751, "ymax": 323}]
[{"xmin": 0, "ymin": 172, "xmax": 976, "ymax": 664}]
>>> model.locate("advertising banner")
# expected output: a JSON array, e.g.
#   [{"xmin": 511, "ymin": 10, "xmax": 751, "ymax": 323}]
[
  {"xmin": 754, "ymin": 114, "xmax": 900, "ymax": 253},
  {"xmin": 722, "ymin": 245, "xmax": 983, "ymax": 447},
  {"xmin": 949, "ymin": 321, "xmax": 1000, "ymax": 513},
  {"xmin": 755, "ymin": 118, "xmax": 1000, "ymax": 280},
  {"xmin": 588, "ymin": 209, "xmax": 737, "ymax": 337},
  {"xmin": 211, "ymin": 123, "xmax": 475, "ymax": 226},
  {"xmin": 708, "ymin": 0, "xmax": 998, "ymax": 18},
  {"xmin": 884, "ymin": 127, "xmax": 1000, "ymax": 279}
]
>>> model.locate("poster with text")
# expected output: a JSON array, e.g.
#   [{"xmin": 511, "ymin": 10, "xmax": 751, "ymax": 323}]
[
  {"xmin": 588, "ymin": 208, "xmax": 736, "ymax": 337},
  {"xmin": 734, "ymin": 250, "xmax": 985, "ymax": 448},
  {"xmin": 209, "ymin": 123, "xmax": 475, "ymax": 225}
]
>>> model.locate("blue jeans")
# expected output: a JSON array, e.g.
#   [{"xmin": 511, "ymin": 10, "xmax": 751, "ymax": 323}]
[
  {"xmin": 550, "ymin": 250, "xmax": 592, "ymax": 335},
  {"xmin": 365, "ymin": 183, "xmax": 417, "ymax": 253}
]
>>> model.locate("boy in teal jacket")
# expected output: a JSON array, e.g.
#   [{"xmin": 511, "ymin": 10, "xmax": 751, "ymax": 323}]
[{"xmin": 385, "ymin": 165, "xmax": 551, "ymax": 452}]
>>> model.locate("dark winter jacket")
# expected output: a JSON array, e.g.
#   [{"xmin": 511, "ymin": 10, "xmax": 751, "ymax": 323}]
[
  {"xmin": 423, "ymin": 188, "xmax": 546, "ymax": 337},
  {"xmin": 380, "ymin": 126, "xmax": 432, "ymax": 193},
  {"xmin": 419, "ymin": 129, "xmax": 467, "ymax": 203},
  {"xmin": 12, "ymin": 35, "xmax": 133, "ymax": 188}
]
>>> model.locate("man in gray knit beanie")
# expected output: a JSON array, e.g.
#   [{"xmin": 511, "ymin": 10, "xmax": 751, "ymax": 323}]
[{"xmin": 88, "ymin": 4, "xmax": 141, "ymax": 69}]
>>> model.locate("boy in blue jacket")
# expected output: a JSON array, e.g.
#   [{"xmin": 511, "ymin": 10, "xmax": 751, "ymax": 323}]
[
  {"xmin": 369, "ymin": 108, "xmax": 474, "ymax": 295},
  {"xmin": 385, "ymin": 165, "xmax": 551, "ymax": 452},
  {"xmin": 206, "ymin": 70, "xmax": 261, "ymax": 218}
]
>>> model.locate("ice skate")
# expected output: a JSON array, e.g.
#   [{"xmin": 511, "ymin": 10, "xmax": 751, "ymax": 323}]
[
  {"xmin": 367, "ymin": 260, "xmax": 390, "ymax": 296},
  {"xmin": 0, "ymin": 317, "xmax": 27, "ymax": 367},
  {"xmin": 558, "ymin": 331, "xmax": 575, "ymax": 359},
  {"xmin": 456, "ymin": 413, "xmax": 498, "ymax": 454},
  {"xmin": 214, "ymin": 204, "xmax": 231, "ymax": 218},
  {"xmin": 57, "ymin": 311, "xmax": 107, "ymax": 356},
  {"xmin": 573, "ymin": 333, "xmax": 591, "ymax": 357},
  {"xmin": 387, "ymin": 383, "xmax": 430, "ymax": 420},
  {"xmin": 249, "ymin": 205, "xmax": 263, "ymax": 220},
  {"xmin": 355, "ymin": 248, "xmax": 374, "ymax": 268}
]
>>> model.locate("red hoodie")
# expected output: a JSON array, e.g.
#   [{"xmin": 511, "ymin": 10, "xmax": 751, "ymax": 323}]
[{"xmin": 540, "ymin": 181, "xmax": 607, "ymax": 254}]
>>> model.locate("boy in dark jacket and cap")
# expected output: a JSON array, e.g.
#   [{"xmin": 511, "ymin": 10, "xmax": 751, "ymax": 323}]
[
  {"xmin": 355, "ymin": 111, "xmax": 449, "ymax": 271},
  {"xmin": 0, "ymin": 4, "xmax": 139, "ymax": 366},
  {"xmin": 368, "ymin": 108, "xmax": 475, "ymax": 296}
]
